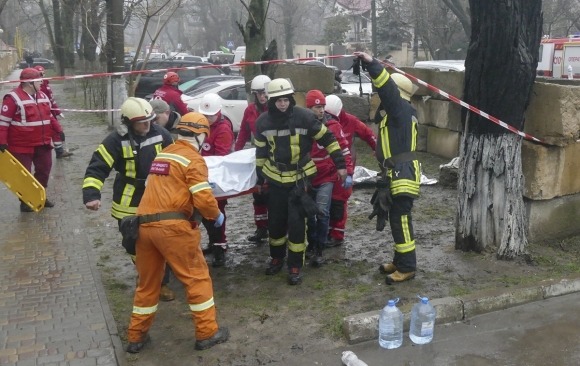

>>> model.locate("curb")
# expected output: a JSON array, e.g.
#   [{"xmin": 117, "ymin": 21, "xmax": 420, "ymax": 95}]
[{"xmin": 342, "ymin": 275, "xmax": 580, "ymax": 344}]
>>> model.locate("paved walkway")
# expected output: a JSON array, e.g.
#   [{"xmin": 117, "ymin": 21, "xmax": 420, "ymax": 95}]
[{"xmin": 0, "ymin": 70, "xmax": 123, "ymax": 366}]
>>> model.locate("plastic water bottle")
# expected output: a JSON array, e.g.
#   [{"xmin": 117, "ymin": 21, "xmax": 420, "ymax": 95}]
[
  {"xmin": 341, "ymin": 351, "xmax": 368, "ymax": 366},
  {"xmin": 409, "ymin": 296, "xmax": 436, "ymax": 344},
  {"xmin": 378, "ymin": 298, "xmax": 403, "ymax": 349},
  {"xmin": 568, "ymin": 65, "xmax": 574, "ymax": 79}
]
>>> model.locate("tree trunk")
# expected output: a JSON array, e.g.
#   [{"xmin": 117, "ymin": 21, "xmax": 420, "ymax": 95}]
[
  {"xmin": 456, "ymin": 0, "xmax": 542, "ymax": 258},
  {"xmin": 237, "ymin": 0, "xmax": 268, "ymax": 86},
  {"xmin": 61, "ymin": 0, "xmax": 77, "ymax": 69},
  {"xmin": 52, "ymin": 0, "xmax": 65, "ymax": 75}
]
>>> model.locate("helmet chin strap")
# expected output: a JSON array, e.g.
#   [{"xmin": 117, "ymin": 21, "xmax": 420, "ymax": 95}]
[{"xmin": 178, "ymin": 133, "xmax": 206, "ymax": 152}]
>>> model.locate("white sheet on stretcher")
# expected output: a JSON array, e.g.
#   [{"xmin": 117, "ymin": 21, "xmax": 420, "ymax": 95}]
[{"xmin": 203, "ymin": 148, "xmax": 257, "ymax": 198}]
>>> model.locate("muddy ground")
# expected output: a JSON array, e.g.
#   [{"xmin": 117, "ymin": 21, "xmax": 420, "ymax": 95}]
[{"xmin": 50, "ymin": 80, "xmax": 580, "ymax": 366}]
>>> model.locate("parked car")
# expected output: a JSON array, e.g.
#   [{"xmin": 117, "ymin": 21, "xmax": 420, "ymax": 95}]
[
  {"xmin": 173, "ymin": 55, "xmax": 203, "ymax": 62},
  {"xmin": 18, "ymin": 58, "xmax": 54, "ymax": 69},
  {"xmin": 144, "ymin": 75, "xmax": 244, "ymax": 100},
  {"xmin": 340, "ymin": 71, "xmax": 373, "ymax": 95},
  {"xmin": 133, "ymin": 60, "xmax": 224, "ymax": 99},
  {"xmin": 182, "ymin": 79, "xmax": 247, "ymax": 132}
]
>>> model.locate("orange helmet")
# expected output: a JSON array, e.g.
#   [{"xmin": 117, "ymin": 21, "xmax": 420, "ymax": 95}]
[
  {"xmin": 163, "ymin": 71, "xmax": 180, "ymax": 85},
  {"xmin": 34, "ymin": 65, "xmax": 46, "ymax": 73},
  {"xmin": 20, "ymin": 68, "xmax": 41, "ymax": 80},
  {"xmin": 176, "ymin": 112, "xmax": 210, "ymax": 137}
]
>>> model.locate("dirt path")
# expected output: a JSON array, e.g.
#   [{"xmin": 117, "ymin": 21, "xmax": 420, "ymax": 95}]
[{"xmin": 52, "ymin": 81, "xmax": 580, "ymax": 366}]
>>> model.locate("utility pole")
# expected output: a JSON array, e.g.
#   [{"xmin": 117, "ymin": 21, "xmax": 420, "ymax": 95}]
[
  {"xmin": 371, "ymin": 0, "xmax": 377, "ymax": 57},
  {"xmin": 106, "ymin": 0, "xmax": 127, "ymax": 128}
]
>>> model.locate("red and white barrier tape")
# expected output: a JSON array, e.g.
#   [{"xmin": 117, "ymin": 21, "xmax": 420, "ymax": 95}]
[
  {"xmin": 22, "ymin": 53, "xmax": 543, "ymax": 144},
  {"xmin": 382, "ymin": 62, "xmax": 544, "ymax": 144},
  {"xmin": 56, "ymin": 108, "xmax": 120, "ymax": 112}
]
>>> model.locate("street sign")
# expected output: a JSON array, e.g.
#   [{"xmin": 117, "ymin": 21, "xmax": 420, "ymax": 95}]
[{"xmin": 227, "ymin": 41, "xmax": 234, "ymax": 48}]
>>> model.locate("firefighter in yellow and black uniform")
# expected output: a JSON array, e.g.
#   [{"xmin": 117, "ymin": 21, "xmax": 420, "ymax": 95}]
[
  {"xmin": 254, "ymin": 78, "xmax": 347, "ymax": 286},
  {"xmin": 357, "ymin": 52, "xmax": 420, "ymax": 284},
  {"xmin": 82, "ymin": 97, "xmax": 175, "ymax": 298}
]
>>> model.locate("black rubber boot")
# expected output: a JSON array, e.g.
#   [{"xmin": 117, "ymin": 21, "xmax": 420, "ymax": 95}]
[
  {"xmin": 195, "ymin": 327, "xmax": 230, "ymax": 350},
  {"xmin": 305, "ymin": 243, "xmax": 315, "ymax": 259},
  {"xmin": 247, "ymin": 227, "xmax": 268, "ymax": 242},
  {"xmin": 20, "ymin": 202, "xmax": 33, "ymax": 212},
  {"xmin": 126, "ymin": 335, "xmax": 151, "ymax": 354},
  {"xmin": 287, "ymin": 267, "xmax": 302, "ymax": 285},
  {"xmin": 311, "ymin": 251, "xmax": 324, "ymax": 267},
  {"xmin": 212, "ymin": 246, "xmax": 226, "ymax": 267},
  {"xmin": 326, "ymin": 237, "xmax": 344, "ymax": 248},
  {"xmin": 265, "ymin": 257, "xmax": 284, "ymax": 275}
]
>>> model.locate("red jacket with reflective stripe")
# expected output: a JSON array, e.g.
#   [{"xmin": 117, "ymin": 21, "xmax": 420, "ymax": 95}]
[
  {"xmin": 40, "ymin": 80, "xmax": 61, "ymax": 117},
  {"xmin": 234, "ymin": 102, "xmax": 267, "ymax": 151},
  {"xmin": 201, "ymin": 112, "xmax": 234, "ymax": 157},
  {"xmin": 310, "ymin": 114, "xmax": 353, "ymax": 187},
  {"xmin": 152, "ymin": 85, "xmax": 189, "ymax": 116},
  {"xmin": 0, "ymin": 86, "xmax": 62, "ymax": 153}
]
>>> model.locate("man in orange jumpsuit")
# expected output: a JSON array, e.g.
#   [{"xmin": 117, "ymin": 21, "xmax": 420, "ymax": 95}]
[{"xmin": 126, "ymin": 112, "xmax": 229, "ymax": 353}]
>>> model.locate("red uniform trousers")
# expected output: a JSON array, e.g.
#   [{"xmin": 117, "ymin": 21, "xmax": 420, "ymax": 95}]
[
  {"xmin": 10, "ymin": 145, "xmax": 53, "ymax": 188},
  {"xmin": 252, "ymin": 191, "xmax": 268, "ymax": 229},
  {"xmin": 128, "ymin": 220, "xmax": 218, "ymax": 342},
  {"xmin": 328, "ymin": 181, "xmax": 353, "ymax": 241}
]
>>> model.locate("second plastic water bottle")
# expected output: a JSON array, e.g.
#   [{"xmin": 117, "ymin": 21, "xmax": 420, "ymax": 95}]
[
  {"xmin": 409, "ymin": 296, "xmax": 436, "ymax": 344},
  {"xmin": 378, "ymin": 298, "xmax": 403, "ymax": 349}
]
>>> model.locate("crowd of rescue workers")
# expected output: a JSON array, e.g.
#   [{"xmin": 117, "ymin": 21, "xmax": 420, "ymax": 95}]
[{"xmin": 0, "ymin": 52, "xmax": 421, "ymax": 352}]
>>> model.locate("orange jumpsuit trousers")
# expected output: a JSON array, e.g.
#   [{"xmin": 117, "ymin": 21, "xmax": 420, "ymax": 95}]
[{"xmin": 127, "ymin": 219, "xmax": 218, "ymax": 342}]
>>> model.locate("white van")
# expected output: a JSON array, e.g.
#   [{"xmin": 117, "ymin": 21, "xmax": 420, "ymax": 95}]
[
  {"xmin": 231, "ymin": 46, "xmax": 246, "ymax": 74},
  {"xmin": 207, "ymin": 50, "xmax": 224, "ymax": 60},
  {"xmin": 148, "ymin": 52, "xmax": 167, "ymax": 60}
]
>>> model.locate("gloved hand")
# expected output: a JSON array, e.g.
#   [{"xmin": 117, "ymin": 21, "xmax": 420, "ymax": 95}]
[
  {"xmin": 342, "ymin": 175, "xmax": 353, "ymax": 189},
  {"xmin": 58, "ymin": 113, "xmax": 65, "ymax": 119},
  {"xmin": 58, "ymin": 131, "xmax": 65, "ymax": 141},
  {"xmin": 368, "ymin": 179, "xmax": 392, "ymax": 231},
  {"xmin": 214, "ymin": 212, "xmax": 225, "ymax": 227},
  {"xmin": 0, "ymin": 144, "xmax": 7, "ymax": 153}
]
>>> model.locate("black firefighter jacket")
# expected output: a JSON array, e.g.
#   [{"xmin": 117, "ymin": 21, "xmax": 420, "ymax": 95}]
[{"xmin": 82, "ymin": 123, "xmax": 173, "ymax": 219}]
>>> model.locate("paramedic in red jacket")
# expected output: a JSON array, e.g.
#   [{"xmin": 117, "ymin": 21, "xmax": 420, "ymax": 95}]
[
  {"xmin": 34, "ymin": 65, "xmax": 72, "ymax": 158},
  {"xmin": 234, "ymin": 74, "xmax": 271, "ymax": 243},
  {"xmin": 325, "ymin": 95, "xmax": 377, "ymax": 247},
  {"xmin": 199, "ymin": 93, "xmax": 234, "ymax": 267},
  {"xmin": 0, "ymin": 68, "xmax": 63, "ymax": 212},
  {"xmin": 152, "ymin": 71, "xmax": 190, "ymax": 116},
  {"xmin": 304, "ymin": 90, "xmax": 353, "ymax": 265}
]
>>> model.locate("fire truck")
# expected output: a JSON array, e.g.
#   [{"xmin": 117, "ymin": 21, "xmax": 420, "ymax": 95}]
[{"xmin": 537, "ymin": 36, "xmax": 580, "ymax": 78}]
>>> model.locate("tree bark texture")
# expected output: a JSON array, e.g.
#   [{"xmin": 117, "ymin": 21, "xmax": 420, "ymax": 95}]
[
  {"xmin": 52, "ymin": 0, "xmax": 65, "ymax": 75},
  {"xmin": 457, "ymin": 133, "xmax": 528, "ymax": 258},
  {"xmin": 457, "ymin": 0, "xmax": 542, "ymax": 258}
]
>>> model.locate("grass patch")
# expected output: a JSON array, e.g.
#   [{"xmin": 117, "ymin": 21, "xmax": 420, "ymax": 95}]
[
  {"xmin": 450, "ymin": 286, "xmax": 471, "ymax": 296},
  {"xmin": 93, "ymin": 238, "xmax": 104, "ymax": 248},
  {"xmin": 322, "ymin": 312, "xmax": 347, "ymax": 340}
]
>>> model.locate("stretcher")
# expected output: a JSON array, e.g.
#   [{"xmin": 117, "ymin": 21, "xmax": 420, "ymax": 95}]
[{"xmin": 0, "ymin": 150, "xmax": 46, "ymax": 212}]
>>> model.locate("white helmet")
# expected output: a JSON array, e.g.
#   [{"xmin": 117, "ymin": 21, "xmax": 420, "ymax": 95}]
[
  {"xmin": 390, "ymin": 73, "xmax": 416, "ymax": 101},
  {"xmin": 251, "ymin": 75, "xmax": 271, "ymax": 92},
  {"xmin": 198, "ymin": 93, "xmax": 222, "ymax": 115},
  {"xmin": 325, "ymin": 95, "xmax": 343, "ymax": 117},
  {"xmin": 121, "ymin": 97, "xmax": 156, "ymax": 124},
  {"xmin": 266, "ymin": 78, "xmax": 295, "ymax": 99}
]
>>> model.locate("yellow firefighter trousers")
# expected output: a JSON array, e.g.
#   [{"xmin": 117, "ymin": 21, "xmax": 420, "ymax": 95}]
[{"xmin": 127, "ymin": 220, "xmax": 218, "ymax": 342}]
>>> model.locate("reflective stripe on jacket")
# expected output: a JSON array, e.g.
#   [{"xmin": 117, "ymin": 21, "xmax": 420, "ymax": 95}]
[
  {"xmin": 367, "ymin": 59, "xmax": 420, "ymax": 198},
  {"xmin": 82, "ymin": 124, "xmax": 173, "ymax": 219},
  {"xmin": 254, "ymin": 106, "xmax": 346, "ymax": 187},
  {"xmin": 137, "ymin": 140, "xmax": 220, "ymax": 221}
]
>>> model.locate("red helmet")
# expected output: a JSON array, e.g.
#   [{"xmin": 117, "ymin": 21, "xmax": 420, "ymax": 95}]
[
  {"xmin": 34, "ymin": 65, "xmax": 46, "ymax": 73},
  {"xmin": 20, "ymin": 68, "xmax": 41, "ymax": 80},
  {"xmin": 163, "ymin": 71, "xmax": 179, "ymax": 85}
]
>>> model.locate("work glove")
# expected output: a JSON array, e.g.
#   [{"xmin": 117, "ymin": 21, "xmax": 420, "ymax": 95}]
[
  {"xmin": 368, "ymin": 179, "xmax": 392, "ymax": 232},
  {"xmin": 342, "ymin": 175, "xmax": 353, "ymax": 189},
  {"xmin": 58, "ymin": 131, "xmax": 65, "ymax": 141},
  {"xmin": 58, "ymin": 113, "xmax": 65, "ymax": 119},
  {"xmin": 214, "ymin": 212, "xmax": 225, "ymax": 227},
  {"xmin": 0, "ymin": 144, "xmax": 7, "ymax": 153}
]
